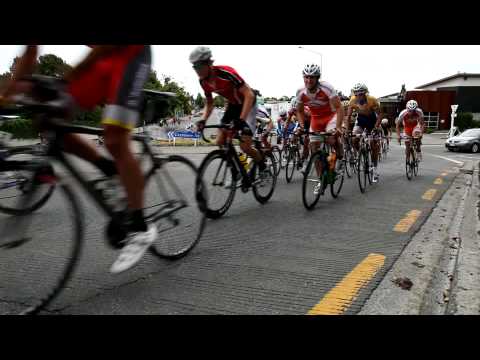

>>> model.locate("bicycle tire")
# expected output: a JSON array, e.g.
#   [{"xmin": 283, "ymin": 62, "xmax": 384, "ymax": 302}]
[
  {"xmin": 285, "ymin": 148, "xmax": 297, "ymax": 183},
  {"xmin": 271, "ymin": 146, "xmax": 282, "ymax": 176},
  {"xmin": 330, "ymin": 160, "xmax": 345, "ymax": 198},
  {"xmin": 302, "ymin": 152, "xmax": 323, "ymax": 210},
  {"xmin": 145, "ymin": 155, "xmax": 207, "ymax": 260},
  {"xmin": 357, "ymin": 150, "xmax": 367, "ymax": 193},
  {"xmin": 0, "ymin": 173, "xmax": 83, "ymax": 315},
  {"xmin": 196, "ymin": 149, "xmax": 236, "ymax": 219},
  {"xmin": 406, "ymin": 149, "xmax": 414, "ymax": 180},
  {"xmin": 252, "ymin": 153, "xmax": 277, "ymax": 204}
]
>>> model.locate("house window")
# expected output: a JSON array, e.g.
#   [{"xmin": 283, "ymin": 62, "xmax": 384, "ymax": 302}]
[{"xmin": 423, "ymin": 112, "xmax": 440, "ymax": 129}]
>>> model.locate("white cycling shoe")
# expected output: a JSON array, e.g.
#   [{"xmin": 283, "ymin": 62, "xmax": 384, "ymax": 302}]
[{"xmin": 110, "ymin": 224, "xmax": 158, "ymax": 274}]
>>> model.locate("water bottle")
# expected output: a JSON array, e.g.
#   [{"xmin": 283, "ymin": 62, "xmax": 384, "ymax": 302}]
[
  {"xmin": 327, "ymin": 153, "xmax": 337, "ymax": 171},
  {"xmin": 238, "ymin": 153, "xmax": 249, "ymax": 172}
]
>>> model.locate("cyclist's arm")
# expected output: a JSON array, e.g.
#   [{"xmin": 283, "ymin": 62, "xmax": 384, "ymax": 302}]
[
  {"xmin": 202, "ymin": 95, "xmax": 214, "ymax": 122},
  {"xmin": 1, "ymin": 45, "xmax": 38, "ymax": 98},
  {"xmin": 395, "ymin": 118, "xmax": 402, "ymax": 141},
  {"xmin": 297, "ymin": 102, "xmax": 305, "ymax": 130},
  {"xmin": 65, "ymin": 45, "xmax": 126, "ymax": 82},
  {"xmin": 331, "ymin": 96, "xmax": 344, "ymax": 130},
  {"xmin": 346, "ymin": 105, "xmax": 353, "ymax": 131},
  {"xmin": 238, "ymin": 84, "xmax": 255, "ymax": 122}
]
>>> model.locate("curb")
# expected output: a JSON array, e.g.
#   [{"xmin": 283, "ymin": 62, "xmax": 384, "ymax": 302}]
[{"xmin": 359, "ymin": 162, "xmax": 475, "ymax": 315}]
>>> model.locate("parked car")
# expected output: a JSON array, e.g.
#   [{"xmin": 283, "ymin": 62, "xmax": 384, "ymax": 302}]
[{"xmin": 445, "ymin": 128, "xmax": 480, "ymax": 153}]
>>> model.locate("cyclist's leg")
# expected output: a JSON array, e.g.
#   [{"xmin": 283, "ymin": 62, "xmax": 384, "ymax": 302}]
[{"xmin": 100, "ymin": 46, "xmax": 154, "ymax": 273}]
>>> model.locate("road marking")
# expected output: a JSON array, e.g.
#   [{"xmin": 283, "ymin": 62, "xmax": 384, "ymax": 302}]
[
  {"xmin": 307, "ymin": 253, "xmax": 386, "ymax": 315},
  {"xmin": 428, "ymin": 154, "xmax": 464, "ymax": 165},
  {"xmin": 434, "ymin": 178, "xmax": 443, "ymax": 185},
  {"xmin": 422, "ymin": 189, "xmax": 437, "ymax": 201},
  {"xmin": 394, "ymin": 210, "xmax": 422, "ymax": 233}
]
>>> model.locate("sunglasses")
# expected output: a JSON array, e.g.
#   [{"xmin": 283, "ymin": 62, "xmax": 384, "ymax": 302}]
[{"xmin": 193, "ymin": 62, "xmax": 209, "ymax": 70}]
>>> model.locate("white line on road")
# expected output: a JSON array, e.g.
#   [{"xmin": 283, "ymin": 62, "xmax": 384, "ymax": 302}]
[{"xmin": 427, "ymin": 154, "xmax": 464, "ymax": 165}]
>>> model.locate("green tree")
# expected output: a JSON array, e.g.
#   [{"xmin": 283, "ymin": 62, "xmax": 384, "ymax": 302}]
[
  {"xmin": 213, "ymin": 96, "xmax": 225, "ymax": 108},
  {"xmin": 455, "ymin": 112, "xmax": 477, "ymax": 131},
  {"xmin": 195, "ymin": 93, "xmax": 205, "ymax": 109},
  {"xmin": 37, "ymin": 54, "xmax": 72, "ymax": 78}
]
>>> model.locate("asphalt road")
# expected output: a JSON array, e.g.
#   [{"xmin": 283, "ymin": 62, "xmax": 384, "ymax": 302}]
[{"xmin": 1, "ymin": 139, "xmax": 478, "ymax": 315}]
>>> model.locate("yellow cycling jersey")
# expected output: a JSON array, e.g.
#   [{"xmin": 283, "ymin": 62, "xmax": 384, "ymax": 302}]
[{"xmin": 349, "ymin": 95, "xmax": 380, "ymax": 116}]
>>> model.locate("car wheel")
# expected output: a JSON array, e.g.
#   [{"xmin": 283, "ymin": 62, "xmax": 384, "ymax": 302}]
[{"xmin": 471, "ymin": 143, "xmax": 479, "ymax": 153}]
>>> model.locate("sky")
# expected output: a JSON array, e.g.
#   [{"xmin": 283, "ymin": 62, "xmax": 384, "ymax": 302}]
[{"xmin": 1, "ymin": 45, "xmax": 479, "ymax": 99}]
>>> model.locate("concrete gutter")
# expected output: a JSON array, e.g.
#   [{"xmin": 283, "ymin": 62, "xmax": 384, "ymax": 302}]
[{"xmin": 360, "ymin": 160, "xmax": 480, "ymax": 315}]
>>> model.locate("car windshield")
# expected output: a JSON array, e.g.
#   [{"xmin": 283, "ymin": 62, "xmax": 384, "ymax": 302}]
[{"xmin": 460, "ymin": 129, "xmax": 480, "ymax": 137}]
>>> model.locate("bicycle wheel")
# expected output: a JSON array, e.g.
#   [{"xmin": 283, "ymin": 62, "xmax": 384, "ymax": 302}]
[
  {"xmin": 330, "ymin": 159, "xmax": 345, "ymax": 198},
  {"xmin": 406, "ymin": 150, "xmax": 414, "ymax": 180},
  {"xmin": 271, "ymin": 146, "xmax": 282, "ymax": 176},
  {"xmin": 252, "ymin": 153, "xmax": 277, "ymax": 204},
  {"xmin": 285, "ymin": 148, "xmax": 297, "ymax": 183},
  {"xmin": 357, "ymin": 150, "xmax": 368, "ymax": 193},
  {"xmin": 344, "ymin": 148, "xmax": 352, "ymax": 178},
  {"xmin": 196, "ymin": 149, "xmax": 236, "ymax": 220},
  {"xmin": 0, "ymin": 160, "xmax": 55, "ymax": 216},
  {"xmin": 0, "ymin": 171, "xmax": 83, "ymax": 315},
  {"xmin": 366, "ymin": 148, "xmax": 373, "ymax": 185},
  {"xmin": 413, "ymin": 152, "xmax": 419, "ymax": 177},
  {"xmin": 280, "ymin": 146, "xmax": 288, "ymax": 169},
  {"xmin": 143, "ymin": 155, "xmax": 207, "ymax": 260},
  {"xmin": 302, "ymin": 152, "xmax": 324, "ymax": 210}
]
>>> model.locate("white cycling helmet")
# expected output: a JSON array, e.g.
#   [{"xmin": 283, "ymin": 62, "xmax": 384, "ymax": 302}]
[
  {"xmin": 279, "ymin": 110, "xmax": 287, "ymax": 117},
  {"xmin": 290, "ymin": 97, "xmax": 298, "ymax": 108},
  {"xmin": 406, "ymin": 100, "xmax": 418, "ymax": 111},
  {"xmin": 352, "ymin": 83, "xmax": 368, "ymax": 94},
  {"xmin": 381, "ymin": 118, "xmax": 389, "ymax": 125},
  {"xmin": 303, "ymin": 64, "xmax": 321, "ymax": 77},
  {"xmin": 189, "ymin": 46, "xmax": 213, "ymax": 64}
]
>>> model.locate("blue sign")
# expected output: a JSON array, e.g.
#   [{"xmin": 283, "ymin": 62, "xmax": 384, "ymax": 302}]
[{"xmin": 172, "ymin": 130, "xmax": 200, "ymax": 139}]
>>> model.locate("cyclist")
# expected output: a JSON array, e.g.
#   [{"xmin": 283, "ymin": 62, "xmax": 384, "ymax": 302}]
[
  {"xmin": 0, "ymin": 45, "xmax": 156, "ymax": 274},
  {"xmin": 191, "ymin": 46, "xmax": 267, "ymax": 175},
  {"xmin": 289, "ymin": 98, "xmax": 311, "ymax": 173},
  {"xmin": 255, "ymin": 97, "xmax": 273, "ymax": 149},
  {"xmin": 296, "ymin": 64, "xmax": 344, "ymax": 192},
  {"xmin": 380, "ymin": 118, "xmax": 392, "ymax": 148},
  {"xmin": 396, "ymin": 100, "xmax": 425, "ymax": 162},
  {"xmin": 276, "ymin": 110, "xmax": 288, "ymax": 145},
  {"xmin": 346, "ymin": 83, "xmax": 382, "ymax": 182}
]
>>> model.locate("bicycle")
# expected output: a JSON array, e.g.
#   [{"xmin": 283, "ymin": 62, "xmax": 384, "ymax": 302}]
[
  {"xmin": 285, "ymin": 131, "xmax": 304, "ymax": 183},
  {"xmin": 0, "ymin": 76, "xmax": 207, "ymax": 315},
  {"xmin": 302, "ymin": 131, "xmax": 345, "ymax": 210},
  {"xmin": 400, "ymin": 135, "xmax": 421, "ymax": 180},
  {"xmin": 197, "ymin": 123, "xmax": 277, "ymax": 219},
  {"xmin": 356, "ymin": 129, "xmax": 380, "ymax": 193}
]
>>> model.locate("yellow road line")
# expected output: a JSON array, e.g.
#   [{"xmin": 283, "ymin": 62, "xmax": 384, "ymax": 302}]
[
  {"xmin": 394, "ymin": 210, "xmax": 422, "ymax": 233},
  {"xmin": 308, "ymin": 253, "xmax": 386, "ymax": 315},
  {"xmin": 422, "ymin": 189, "xmax": 437, "ymax": 201},
  {"xmin": 434, "ymin": 178, "xmax": 443, "ymax": 185}
]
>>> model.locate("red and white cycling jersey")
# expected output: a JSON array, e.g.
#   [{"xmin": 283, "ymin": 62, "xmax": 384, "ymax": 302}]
[
  {"xmin": 295, "ymin": 81, "xmax": 338, "ymax": 131},
  {"xmin": 397, "ymin": 108, "xmax": 424, "ymax": 136},
  {"xmin": 199, "ymin": 65, "xmax": 246, "ymax": 105}
]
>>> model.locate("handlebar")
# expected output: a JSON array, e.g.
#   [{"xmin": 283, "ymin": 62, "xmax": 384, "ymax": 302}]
[{"xmin": 197, "ymin": 123, "xmax": 235, "ymax": 143}]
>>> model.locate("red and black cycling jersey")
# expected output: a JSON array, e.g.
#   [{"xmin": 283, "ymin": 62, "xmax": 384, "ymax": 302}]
[{"xmin": 200, "ymin": 65, "xmax": 246, "ymax": 105}]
